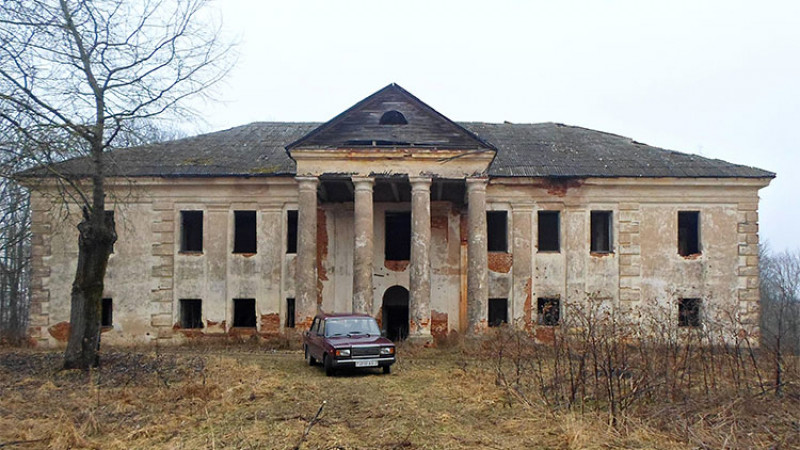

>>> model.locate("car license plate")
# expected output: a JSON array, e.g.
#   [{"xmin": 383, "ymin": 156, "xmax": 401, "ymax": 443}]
[{"xmin": 355, "ymin": 360, "xmax": 378, "ymax": 368}]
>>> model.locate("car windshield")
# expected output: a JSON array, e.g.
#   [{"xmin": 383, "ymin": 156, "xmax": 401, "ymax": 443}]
[{"xmin": 324, "ymin": 318, "xmax": 381, "ymax": 337}]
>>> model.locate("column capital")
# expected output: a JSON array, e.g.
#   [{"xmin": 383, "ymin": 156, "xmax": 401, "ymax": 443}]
[
  {"xmin": 466, "ymin": 177, "xmax": 488, "ymax": 191},
  {"xmin": 296, "ymin": 176, "xmax": 319, "ymax": 191},
  {"xmin": 409, "ymin": 176, "xmax": 432, "ymax": 190},
  {"xmin": 351, "ymin": 176, "xmax": 374, "ymax": 191}
]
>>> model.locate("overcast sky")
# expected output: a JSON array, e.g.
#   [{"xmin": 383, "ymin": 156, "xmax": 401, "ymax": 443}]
[{"xmin": 192, "ymin": 0, "xmax": 799, "ymax": 251}]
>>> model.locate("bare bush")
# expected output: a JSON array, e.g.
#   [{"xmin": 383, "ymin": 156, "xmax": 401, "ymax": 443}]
[
  {"xmin": 487, "ymin": 292, "xmax": 799, "ymax": 445},
  {"xmin": 760, "ymin": 245, "xmax": 800, "ymax": 395}
]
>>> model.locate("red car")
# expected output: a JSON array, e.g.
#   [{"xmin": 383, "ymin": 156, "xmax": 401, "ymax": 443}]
[{"xmin": 303, "ymin": 313, "xmax": 396, "ymax": 376}]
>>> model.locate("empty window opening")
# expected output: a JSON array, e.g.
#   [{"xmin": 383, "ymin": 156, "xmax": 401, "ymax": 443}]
[
  {"xmin": 678, "ymin": 298, "xmax": 701, "ymax": 327},
  {"xmin": 379, "ymin": 110, "xmax": 408, "ymax": 125},
  {"xmin": 180, "ymin": 211, "xmax": 203, "ymax": 252},
  {"xmin": 101, "ymin": 298, "xmax": 113, "ymax": 327},
  {"xmin": 180, "ymin": 299, "xmax": 203, "ymax": 329},
  {"xmin": 488, "ymin": 298, "xmax": 508, "ymax": 327},
  {"xmin": 678, "ymin": 211, "xmax": 701, "ymax": 256},
  {"xmin": 287, "ymin": 210, "xmax": 298, "ymax": 254},
  {"xmin": 233, "ymin": 210, "xmax": 257, "ymax": 254},
  {"xmin": 537, "ymin": 297, "xmax": 560, "ymax": 326},
  {"xmin": 487, "ymin": 211, "xmax": 508, "ymax": 252},
  {"xmin": 285, "ymin": 298, "xmax": 296, "ymax": 328},
  {"xmin": 233, "ymin": 298, "xmax": 257, "ymax": 328},
  {"xmin": 385, "ymin": 212, "xmax": 411, "ymax": 261},
  {"xmin": 590, "ymin": 211, "xmax": 613, "ymax": 253},
  {"xmin": 538, "ymin": 211, "xmax": 560, "ymax": 252}
]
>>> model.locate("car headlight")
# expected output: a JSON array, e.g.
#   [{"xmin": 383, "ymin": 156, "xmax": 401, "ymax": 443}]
[
  {"xmin": 335, "ymin": 349, "xmax": 350, "ymax": 357},
  {"xmin": 380, "ymin": 347, "xmax": 395, "ymax": 355}
]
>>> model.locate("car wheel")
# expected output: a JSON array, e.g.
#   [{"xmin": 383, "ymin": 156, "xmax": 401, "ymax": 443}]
[
  {"xmin": 383, "ymin": 365, "xmax": 391, "ymax": 375},
  {"xmin": 324, "ymin": 354, "xmax": 335, "ymax": 377},
  {"xmin": 304, "ymin": 346, "xmax": 316, "ymax": 366}
]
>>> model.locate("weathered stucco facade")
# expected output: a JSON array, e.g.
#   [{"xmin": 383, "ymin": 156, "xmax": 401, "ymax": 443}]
[{"xmin": 26, "ymin": 84, "xmax": 773, "ymax": 346}]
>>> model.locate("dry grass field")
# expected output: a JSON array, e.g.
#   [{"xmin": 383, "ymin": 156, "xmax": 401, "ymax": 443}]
[{"xmin": 0, "ymin": 341, "xmax": 798, "ymax": 449}]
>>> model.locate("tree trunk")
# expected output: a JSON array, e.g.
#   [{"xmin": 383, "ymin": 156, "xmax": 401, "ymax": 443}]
[{"xmin": 63, "ymin": 209, "xmax": 115, "ymax": 370}]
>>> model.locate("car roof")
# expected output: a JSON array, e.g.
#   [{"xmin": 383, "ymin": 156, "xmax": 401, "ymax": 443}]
[{"xmin": 315, "ymin": 312, "xmax": 375, "ymax": 320}]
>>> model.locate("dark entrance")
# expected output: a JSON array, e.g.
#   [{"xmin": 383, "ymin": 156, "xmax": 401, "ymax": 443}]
[{"xmin": 382, "ymin": 286, "xmax": 409, "ymax": 341}]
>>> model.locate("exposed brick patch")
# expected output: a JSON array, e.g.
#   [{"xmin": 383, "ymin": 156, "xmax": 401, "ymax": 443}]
[
  {"xmin": 48, "ymin": 321, "xmax": 70, "ymax": 342},
  {"xmin": 297, "ymin": 317, "xmax": 314, "ymax": 331},
  {"xmin": 431, "ymin": 310, "xmax": 448, "ymax": 339},
  {"xmin": 523, "ymin": 278, "xmax": 533, "ymax": 331},
  {"xmin": 384, "ymin": 259, "xmax": 409, "ymax": 272},
  {"xmin": 409, "ymin": 318, "xmax": 430, "ymax": 335},
  {"xmin": 488, "ymin": 252, "xmax": 513, "ymax": 273},
  {"xmin": 536, "ymin": 178, "xmax": 584, "ymax": 197},
  {"xmin": 471, "ymin": 319, "xmax": 489, "ymax": 334},
  {"xmin": 260, "ymin": 313, "xmax": 281, "ymax": 334}
]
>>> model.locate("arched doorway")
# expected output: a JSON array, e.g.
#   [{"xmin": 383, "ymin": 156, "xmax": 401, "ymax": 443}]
[{"xmin": 382, "ymin": 286, "xmax": 409, "ymax": 341}]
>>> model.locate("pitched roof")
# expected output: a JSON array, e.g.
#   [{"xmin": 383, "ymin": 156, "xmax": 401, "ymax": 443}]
[
  {"xmin": 22, "ymin": 121, "xmax": 773, "ymax": 179},
  {"xmin": 467, "ymin": 122, "xmax": 774, "ymax": 178},
  {"xmin": 287, "ymin": 84, "xmax": 495, "ymax": 151}
]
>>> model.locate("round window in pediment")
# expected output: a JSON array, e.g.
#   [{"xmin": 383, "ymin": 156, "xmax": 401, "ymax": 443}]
[{"xmin": 379, "ymin": 110, "xmax": 408, "ymax": 125}]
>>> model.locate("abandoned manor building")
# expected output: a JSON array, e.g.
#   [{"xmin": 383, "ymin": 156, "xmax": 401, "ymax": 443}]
[{"xmin": 25, "ymin": 84, "xmax": 774, "ymax": 346}]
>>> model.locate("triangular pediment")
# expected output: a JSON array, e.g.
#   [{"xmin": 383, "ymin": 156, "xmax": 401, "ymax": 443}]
[{"xmin": 287, "ymin": 83, "xmax": 496, "ymax": 151}]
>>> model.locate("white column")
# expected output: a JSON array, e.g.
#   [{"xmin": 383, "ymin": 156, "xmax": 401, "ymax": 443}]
[
  {"xmin": 409, "ymin": 177, "xmax": 432, "ymax": 338},
  {"xmin": 466, "ymin": 178, "xmax": 489, "ymax": 334},
  {"xmin": 352, "ymin": 176, "xmax": 374, "ymax": 314},
  {"xmin": 296, "ymin": 176, "xmax": 318, "ymax": 329}
]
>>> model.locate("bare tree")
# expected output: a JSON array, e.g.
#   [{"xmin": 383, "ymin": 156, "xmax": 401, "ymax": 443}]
[
  {"xmin": 0, "ymin": 179, "xmax": 31, "ymax": 344},
  {"xmin": 760, "ymin": 245, "xmax": 800, "ymax": 395},
  {"xmin": 0, "ymin": 0, "xmax": 232, "ymax": 368}
]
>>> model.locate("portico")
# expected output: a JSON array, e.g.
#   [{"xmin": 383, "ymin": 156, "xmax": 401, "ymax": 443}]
[{"xmin": 287, "ymin": 84, "xmax": 496, "ymax": 339}]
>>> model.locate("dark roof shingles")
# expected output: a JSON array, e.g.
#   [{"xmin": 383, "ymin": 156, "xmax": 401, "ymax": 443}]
[{"xmin": 29, "ymin": 122, "xmax": 774, "ymax": 179}]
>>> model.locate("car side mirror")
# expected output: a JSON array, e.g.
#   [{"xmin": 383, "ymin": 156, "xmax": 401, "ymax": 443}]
[{"xmin": 381, "ymin": 329, "xmax": 387, "ymax": 338}]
